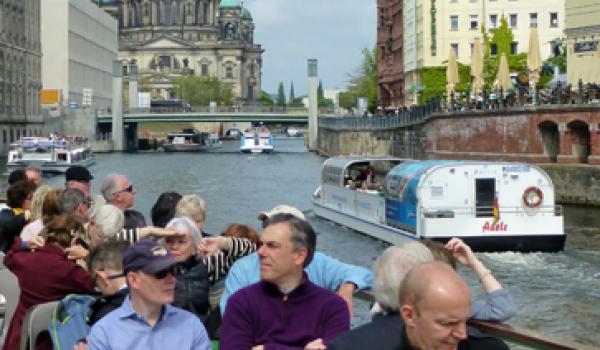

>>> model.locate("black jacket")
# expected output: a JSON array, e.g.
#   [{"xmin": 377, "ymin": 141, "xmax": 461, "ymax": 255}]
[
  {"xmin": 0, "ymin": 208, "xmax": 27, "ymax": 253},
  {"xmin": 89, "ymin": 288, "xmax": 128, "ymax": 326},
  {"xmin": 173, "ymin": 256, "xmax": 211, "ymax": 321}
]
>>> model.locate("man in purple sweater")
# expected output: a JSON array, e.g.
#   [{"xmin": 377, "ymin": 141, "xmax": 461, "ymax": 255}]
[{"xmin": 220, "ymin": 214, "xmax": 350, "ymax": 350}]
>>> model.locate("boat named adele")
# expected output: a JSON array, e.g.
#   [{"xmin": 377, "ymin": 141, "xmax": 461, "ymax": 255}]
[
  {"xmin": 7, "ymin": 136, "xmax": 95, "ymax": 174},
  {"xmin": 312, "ymin": 157, "xmax": 565, "ymax": 252}
]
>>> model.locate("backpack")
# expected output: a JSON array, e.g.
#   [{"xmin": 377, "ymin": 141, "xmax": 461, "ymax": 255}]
[{"xmin": 49, "ymin": 294, "xmax": 96, "ymax": 350}]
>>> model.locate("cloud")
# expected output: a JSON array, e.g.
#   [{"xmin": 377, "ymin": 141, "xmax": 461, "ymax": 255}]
[{"xmin": 244, "ymin": 0, "xmax": 376, "ymax": 96}]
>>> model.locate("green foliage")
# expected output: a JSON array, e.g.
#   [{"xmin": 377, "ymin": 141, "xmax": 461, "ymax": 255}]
[
  {"xmin": 317, "ymin": 81, "xmax": 324, "ymax": 100},
  {"xmin": 289, "ymin": 82, "xmax": 295, "ymax": 101},
  {"xmin": 482, "ymin": 53, "xmax": 527, "ymax": 89},
  {"xmin": 260, "ymin": 91, "xmax": 275, "ymax": 106},
  {"xmin": 173, "ymin": 75, "xmax": 233, "ymax": 106},
  {"xmin": 539, "ymin": 55, "xmax": 567, "ymax": 88},
  {"xmin": 276, "ymin": 82, "xmax": 286, "ymax": 107},
  {"xmin": 339, "ymin": 91, "xmax": 358, "ymax": 111},
  {"xmin": 419, "ymin": 62, "xmax": 471, "ymax": 103},
  {"xmin": 288, "ymin": 97, "xmax": 304, "ymax": 107},
  {"xmin": 490, "ymin": 16, "xmax": 513, "ymax": 57},
  {"xmin": 346, "ymin": 46, "xmax": 378, "ymax": 113}
]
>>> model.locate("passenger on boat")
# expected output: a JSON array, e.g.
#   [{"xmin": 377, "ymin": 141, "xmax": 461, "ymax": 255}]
[
  {"xmin": 150, "ymin": 191, "xmax": 182, "ymax": 227},
  {"xmin": 25, "ymin": 166, "xmax": 43, "ymax": 188},
  {"xmin": 65, "ymin": 165, "xmax": 106, "ymax": 217},
  {"xmin": 58, "ymin": 188, "xmax": 91, "ymax": 222},
  {"xmin": 0, "ymin": 180, "xmax": 35, "ymax": 253},
  {"xmin": 2, "ymin": 215, "xmax": 96, "ymax": 350},
  {"xmin": 220, "ymin": 205, "xmax": 373, "ymax": 317},
  {"xmin": 7, "ymin": 169, "xmax": 27, "ymax": 185},
  {"xmin": 87, "ymin": 239, "xmax": 211, "ymax": 350},
  {"xmin": 175, "ymin": 194, "xmax": 210, "ymax": 236},
  {"xmin": 101, "ymin": 174, "xmax": 146, "ymax": 229},
  {"xmin": 19, "ymin": 185, "xmax": 52, "ymax": 241},
  {"xmin": 220, "ymin": 214, "xmax": 350, "ymax": 349},
  {"xmin": 163, "ymin": 217, "xmax": 256, "ymax": 319}
]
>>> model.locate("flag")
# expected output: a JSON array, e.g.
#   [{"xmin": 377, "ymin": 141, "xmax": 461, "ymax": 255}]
[{"xmin": 492, "ymin": 193, "xmax": 500, "ymax": 225}]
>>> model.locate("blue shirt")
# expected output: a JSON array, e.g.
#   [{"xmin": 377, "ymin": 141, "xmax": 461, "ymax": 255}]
[
  {"xmin": 220, "ymin": 251, "xmax": 373, "ymax": 314},
  {"xmin": 88, "ymin": 296, "xmax": 211, "ymax": 350}
]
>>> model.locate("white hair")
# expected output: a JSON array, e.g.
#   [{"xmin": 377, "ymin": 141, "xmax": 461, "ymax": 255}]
[
  {"xmin": 100, "ymin": 174, "xmax": 125, "ymax": 202},
  {"xmin": 373, "ymin": 241, "xmax": 434, "ymax": 312},
  {"xmin": 175, "ymin": 195, "xmax": 206, "ymax": 219},
  {"xmin": 165, "ymin": 216, "xmax": 203, "ymax": 247},
  {"xmin": 93, "ymin": 204, "xmax": 125, "ymax": 237}
]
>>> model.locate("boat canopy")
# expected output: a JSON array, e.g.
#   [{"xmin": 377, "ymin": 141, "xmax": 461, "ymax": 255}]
[
  {"xmin": 322, "ymin": 156, "xmax": 405, "ymax": 187},
  {"xmin": 384, "ymin": 160, "xmax": 460, "ymax": 202}
]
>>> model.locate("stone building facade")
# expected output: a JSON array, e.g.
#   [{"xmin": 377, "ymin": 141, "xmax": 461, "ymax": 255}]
[
  {"xmin": 377, "ymin": 0, "xmax": 405, "ymax": 108},
  {"xmin": 96, "ymin": 0, "xmax": 263, "ymax": 104},
  {"xmin": 0, "ymin": 0, "xmax": 44, "ymax": 154},
  {"xmin": 565, "ymin": 0, "xmax": 600, "ymax": 85}
]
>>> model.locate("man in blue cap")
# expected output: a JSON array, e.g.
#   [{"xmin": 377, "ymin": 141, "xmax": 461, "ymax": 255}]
[{"xmin": 87, "ymin": 239, "xmax": 211, "ymax": 350}]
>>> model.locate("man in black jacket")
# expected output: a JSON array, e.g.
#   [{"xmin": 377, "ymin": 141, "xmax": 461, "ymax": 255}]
[{"xmin": 0, "ymin": 180, "xmax": 35, "ymax": 252}]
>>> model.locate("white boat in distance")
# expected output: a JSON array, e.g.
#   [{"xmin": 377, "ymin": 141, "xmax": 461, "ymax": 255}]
[
  {"xmin": 240, "ymin": 127, "xmax": 273, "ymax": 153},
  {"xmin": 163, "ymin": 130, "xmax": 222, "ymax": 152},
  {"xmin": 312, "ymin": 157, "xmax": 565, "ymax": 252},
  {"xmin": 7, "ymin": 136, "xmax": 95, "ymax": 174}
]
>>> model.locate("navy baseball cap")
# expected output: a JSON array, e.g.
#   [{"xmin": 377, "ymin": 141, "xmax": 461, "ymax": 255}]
[
  {"xmin": 123, "ymin": 239, "xmax": 178, "ymax": 274},
  {"xmin": 65, "ymin": 166, "xmax": 94, "ymax": 181}
]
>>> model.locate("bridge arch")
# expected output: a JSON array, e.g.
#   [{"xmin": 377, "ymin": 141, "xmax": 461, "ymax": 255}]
[
  {"xmin": 538, "ymin": 120, "xmax": 559, "ymax": 163},
  {"xmin": 567, "ymin": 120, "xmax": 590, "ymax": 163}
]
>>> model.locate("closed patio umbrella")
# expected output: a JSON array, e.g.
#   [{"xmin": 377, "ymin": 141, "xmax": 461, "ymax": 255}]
[
  {"xmin": 497, "ymin": 53, "xmax": 512, "ymax": 90},
  {"xmin": 446, "ymin": 49, "xmax": 460, "ymax": 102},
  {"xmin": 471, "ymin": 38, "xmax": 484, "ymax": 96},
  {"xmin": 527, "ymin": 27, "xmax": 542, "ymax": 88}
]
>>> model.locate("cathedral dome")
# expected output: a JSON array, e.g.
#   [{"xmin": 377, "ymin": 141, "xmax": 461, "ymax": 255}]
[{"xmin": 219, "ymin": 0, "xmax": 241, "ymax": 8}]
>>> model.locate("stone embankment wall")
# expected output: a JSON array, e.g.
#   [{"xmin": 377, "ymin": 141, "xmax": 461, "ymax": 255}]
[{"xmin": 540, "ymin": 165, "xmax": 600, "ymax": 206}]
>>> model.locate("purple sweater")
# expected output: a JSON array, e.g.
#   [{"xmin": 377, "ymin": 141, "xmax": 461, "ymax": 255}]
[{"xmin": 220, "ymin": 275, "xmax": 350, "ymax": 350}]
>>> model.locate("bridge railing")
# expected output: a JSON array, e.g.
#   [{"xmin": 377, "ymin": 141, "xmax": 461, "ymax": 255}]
[
  {"xmin": 126, "ymin": 106, "xmax": 310, "ymax": 114},
  {"xmin": 319, "ymin": 100, "xmax": 441, "ymax": 130}
]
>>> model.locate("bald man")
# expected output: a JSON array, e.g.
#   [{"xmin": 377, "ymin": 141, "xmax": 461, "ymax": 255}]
[{"xmin": 399, "ymin": 261, "xmax": 508, "ymax": 350}]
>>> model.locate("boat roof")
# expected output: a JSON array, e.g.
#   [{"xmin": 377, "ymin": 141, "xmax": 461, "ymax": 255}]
[
  {"xmin": 323, "ymin": 156, "xmax": 406, "ymax": 171},
  {"xmin": 387, "ymin": 160, "xmax": 544, "ymax": 178}
]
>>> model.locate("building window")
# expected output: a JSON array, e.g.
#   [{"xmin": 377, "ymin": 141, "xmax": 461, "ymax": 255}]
[
  {"xmin": 451, "ymin": 43, "xmax": 459, "ymax": 58},
  {"xmin": 550, "ymin": 12, "xmax": 558, "ymax": 28},
  {"xmin": 511, "ymin": 42, "xmax": 518, "ymax": 55},
  {"xmin": 530, "ymin": 13, "xmax": 538, "ymax": 28},
  {"xmin": 10, "ymin": 129, "xmax": 14, "ymax": 143},
  {"xmin": 470, "ymin": 15, "xmax": 479, "ymax": 30},
  {"xmin": 489, "ymin": 14, "xmax": 498, "ymax": 29},
  {"xmin": 2, "ymin": 130, "xmax": 6, "ymax": 144},
  {"xmin": 490, "ymin": 43, "xmax": 498, "ymax": 56},
  {"xmin": 247, "ymin": 84, "xmax": 254, "ymax": 100},
  {"xmin": 201, "ymin": 64, "xmax": 209, "ymax": 76},
  {"xmin": 509, "ymin": 14, "xmax": 517, "ymax": 28},
  {"xmin": 225, "ymin": 67, "xmax": 233, "ymax": 79},
  {"xmin": 450, "ymin": 16, "xmax": 459, "ymax": 31}
]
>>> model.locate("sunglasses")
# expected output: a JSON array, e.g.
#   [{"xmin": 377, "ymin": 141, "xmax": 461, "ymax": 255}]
[
  {"xmin": 114, "ymin": 184, "xmax": 134, "ymax": 195},
  {"xmin": 151, "ymin": 265, "xmax": 182, "ymax": 279}
]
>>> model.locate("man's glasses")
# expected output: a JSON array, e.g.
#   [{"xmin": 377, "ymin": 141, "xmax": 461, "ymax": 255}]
[
  {"xmin": 113, "ymin": 184, "xmax": 134, "ymax": 195},
  {"xmin": 152, "ymin": 265, "xmax": 182, "ymax": 279}
]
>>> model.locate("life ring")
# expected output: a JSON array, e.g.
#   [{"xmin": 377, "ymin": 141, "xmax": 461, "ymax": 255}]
[{"xmin": 522, "ymin": 186, "xmax": 543, "ymax": 208}]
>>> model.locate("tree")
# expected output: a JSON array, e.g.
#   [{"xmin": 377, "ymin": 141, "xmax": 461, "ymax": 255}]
[
  {"xmin": 288, "ymin": 97, "xmax": 304, "ymax": 107},
  {"xmin": 339, "ymin": 91, "xmax": 358, "ymax": 112},
  {"xmin": 260, "ymin": 91, "xmax": 275, "ymax": 106},
  {"xmin": 489, "ymin": 16, "xmax": 513, "ymax": 58},
  {"xmin": 276, "ymin": 82, "xmax": 286, "ymax": 107},
  {"xmin": 317, "ymin": 80, "xmax": 324, "ymax": 101},
  {"xmin": 173, "ymin": 75, "xmax": 233, "ymax": 106},
  {"xmin": 289, "ymin": 82, "xmax": 295, "ymax": 102},
  {"xmin": 345, "ymin": 47, "xmax": 378, "ymax": 113}
]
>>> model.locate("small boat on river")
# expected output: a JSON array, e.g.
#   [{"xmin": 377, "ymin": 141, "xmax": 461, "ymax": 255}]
[
  {"xmin": 163, "ymin": 130, "xmax": 221, "ymax": 152},
  {"xmin": 312, "ymin": 156, "xmax": 565, "ymax": 252},
  {"xmin": 6, "ymin": 136, "xmax": 95, "ymax": 174},
  {"xmin": 240, "ymin": 127, "xmax": 273, "ymax": 153}
]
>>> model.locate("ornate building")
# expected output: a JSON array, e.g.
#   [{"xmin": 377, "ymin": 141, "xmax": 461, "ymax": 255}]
[
  {"xmin": 96, "ymin": 0, "xmax": 263, "ymax": 104},
  {"xmin": 377, "ymin": 0, "xmax": 405, "ymax": 108},
  {"xmin": 0, "ymin": 0, "xmax": 44, "ymax": 154}
]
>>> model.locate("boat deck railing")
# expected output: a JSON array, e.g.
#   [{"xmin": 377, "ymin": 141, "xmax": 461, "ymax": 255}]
[
  {"xmin": 354, "ymin": 290, "xmax": 598, "ymax": 350},
  {"xmin": 422, "ymin": 205, "xmax": 562, "ymax": 218}
]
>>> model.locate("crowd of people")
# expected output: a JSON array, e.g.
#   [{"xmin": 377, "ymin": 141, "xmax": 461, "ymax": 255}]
[{"xmin": 1, "ymin": 165, "xmax": 516, "ymax": 350}]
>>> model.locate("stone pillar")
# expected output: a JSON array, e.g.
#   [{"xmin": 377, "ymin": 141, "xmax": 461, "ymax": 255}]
[
  {"xmin": 128, "ymin": 64, "xmax": 138, "ymax": 109},
  {"xmin": 307, "ymin": 59, "xmax": 318, "ymax": 151},
  {"xmin": 557, "ymin": 122, "xmax": 576, "ymax": 163},
  {"xmin": 209, "ymin": 0, "xmax": 214, "ymax": 25},
  {"xmin": 112, "ymin": 60, "xmax": 124, "ymax": 152},
  {"xmin": 588, "ymin": 123, "xmax": 600, "ymax": 165},
  {"xmin": 123, "ymin": 1, "xmax": 129, "ymax": 27},
  {"xmin": 152, "ymin": 0, "xmax": 158, "ymax": 25}
]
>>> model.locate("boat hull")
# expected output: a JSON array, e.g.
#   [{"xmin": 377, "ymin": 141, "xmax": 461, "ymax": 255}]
[
  {"xmin": 6, "ymin": 157, "xmax": 95, "ymax": 174},
  {"xmin": 163, "ymin": 144, "xmax": 210, "ymax": 152}
]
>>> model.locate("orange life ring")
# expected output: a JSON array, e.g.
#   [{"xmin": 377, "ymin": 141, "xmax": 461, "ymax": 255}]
[{"xmin": 522, "ymin": 186, "xmax": 543, "ymax": 208}]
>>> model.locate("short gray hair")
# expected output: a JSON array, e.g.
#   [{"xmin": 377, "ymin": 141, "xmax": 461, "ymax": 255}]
[
  {"xmin": 87, "ymin": 239, "xmax": 130, "ymax": 274},
  {"xmin": 373, "ymin": 241, "xmax": 434, "ymax": 312},
  {"xmin": 175, "ymin": 195, "xmax": 206, "ymax": 219},
  {"xmin": 93, "ymin": 204, "xmax": 124, "ymax": 237},
  {"xmin": 58, "ymin": 188, "xmax": 86, "ymax": 215},
  {"xmin": 166, "ymin": 216, "xmax": 203, "ymax": 247},
  {"xmin": 101, "ymin": 174, "xmax": 125, "ymax": 202}
]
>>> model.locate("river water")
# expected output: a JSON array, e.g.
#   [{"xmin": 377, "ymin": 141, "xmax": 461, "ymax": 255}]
[{"xmin": 3, "ymin": 137, "xmax": 599, "ymax": 347}]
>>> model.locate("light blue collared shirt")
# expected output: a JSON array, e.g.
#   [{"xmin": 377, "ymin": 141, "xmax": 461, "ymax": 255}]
[
  {"xmin": 220, "ymin": 251, "xmax": 373, "ymax": 314},
  {"xmin": 88, "ymin": 296, "xmax": 210, "ymax": 350}
]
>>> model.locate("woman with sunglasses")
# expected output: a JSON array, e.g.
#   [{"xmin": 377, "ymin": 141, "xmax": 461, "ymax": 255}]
[
  {"xmin": 163, "ymin": 217, "xmax": 257, "ymax": 322},
  {"xmin": 2, "ymin": 214, "xmax": 96, "ymax": 350}
]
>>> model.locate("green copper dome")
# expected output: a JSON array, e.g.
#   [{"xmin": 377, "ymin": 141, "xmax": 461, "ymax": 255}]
[{"xmin": 219, "ymin": 0, "xmax": 241, "ymax": 8}]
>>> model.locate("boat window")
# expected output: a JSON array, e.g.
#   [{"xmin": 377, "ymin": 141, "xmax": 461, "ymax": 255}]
[
  {"xmin": 323, "ymin": 165, "xmax": 343, "ymax": 186},
  {"xmin": 475, "ymin": 178, "xmax": 495, "ymax": 217}
]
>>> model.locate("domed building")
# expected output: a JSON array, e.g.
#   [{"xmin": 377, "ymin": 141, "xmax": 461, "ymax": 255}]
[{"xmin": 95, "ymin": 0, "xmax": 263, "ymax": 104}]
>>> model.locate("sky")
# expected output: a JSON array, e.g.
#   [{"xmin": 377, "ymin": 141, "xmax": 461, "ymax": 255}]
[{"xmin": 243, "ymin": 0, "xmax": 377, "ymax": 97}]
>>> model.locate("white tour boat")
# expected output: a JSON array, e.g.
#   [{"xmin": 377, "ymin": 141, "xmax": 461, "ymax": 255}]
[
  {"xmin": 312, "ymin": 157, "xmax": 565, "ymax": 252},
  {"xmin": 240, "ymin": 127, "xmax": 273, "ymax": 153},
  {"xmin": 7, "ymin": 136, "xmax": 95, "ymax": 174},
  {"xmin": 163, "ymin": 130, "xmax": 221, "ymax": 152}
]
